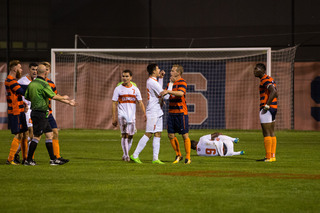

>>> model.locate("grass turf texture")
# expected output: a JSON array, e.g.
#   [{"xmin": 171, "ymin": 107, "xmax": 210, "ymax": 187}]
[{"xmin": 0, "ymin": 129, "xmax": 319, "ymax": 213}]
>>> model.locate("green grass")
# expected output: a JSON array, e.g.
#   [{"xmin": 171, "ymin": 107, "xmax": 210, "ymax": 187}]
[{"xmin": 0, "ymin": 129, "xmax": 320, "ymax": 213}]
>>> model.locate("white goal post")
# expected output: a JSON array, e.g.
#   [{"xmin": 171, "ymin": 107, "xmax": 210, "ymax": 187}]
[{"xmin": 51, "ymin": 47, "xmax": 296, "ymax": 130}]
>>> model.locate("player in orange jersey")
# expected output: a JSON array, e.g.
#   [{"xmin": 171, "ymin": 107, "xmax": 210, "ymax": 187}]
[
  {"xmin": 5, "ymin": 60, "xmax": 28, "ymax": 165},
  {"xmin": 160, "ymin": 64, "xmax": 191, "ymax": 164},
  {"xmin": 13, "ymin": 63, "xmax": 38, "ymax": 164},
  {"xmin": 254, "ymin": 63, "xmax": 278, "ymax": 162}
]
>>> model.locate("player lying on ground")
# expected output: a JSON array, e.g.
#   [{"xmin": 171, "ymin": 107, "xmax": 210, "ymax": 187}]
[{"xmin": 191, "ymin": 132, "xmax": 244, "ymax": 157}]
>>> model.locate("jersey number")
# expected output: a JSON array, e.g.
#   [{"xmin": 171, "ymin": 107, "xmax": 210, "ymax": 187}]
[{"xmin": 205, "ymin": 148, "xmax": 216, "ymax": 155}]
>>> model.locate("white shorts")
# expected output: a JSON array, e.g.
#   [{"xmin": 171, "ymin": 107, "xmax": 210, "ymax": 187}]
[
  {"xmin": 25, "ymin": 109, "xmax": 33, "ymax": 128},
  {"xmin": 145, "ymin": 115, "xmax": 163, "ymax": 133},
  {"xmin": 259, "ymin": 109, "xmax": 274, "ymax": 124},
  {"xmin": 118, "ymin": 116, "xmax": 136, "ymax": 135}
]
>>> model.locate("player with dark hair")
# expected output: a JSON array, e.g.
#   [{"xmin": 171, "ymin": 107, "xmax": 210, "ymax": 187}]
[
  {"xmin": 160, "ymin": 64, "xmax": 191, "ymax": 164},
  {"xmin": 112, "ymin": 70, "xmax": 146, "ymax": 162},
  {"xmin": 5, "ymin": 60, "xmax": 28, "ymax": 165},
  {"xmin": 254, "ymin": 63, "xmax": 278, "ymax": 162},
  {"xmin": 130, "ymin": 63, "xmax": 165, "ymax": 164},
  {"xmin": 191, "ymin": 132, "xmax": 244, "ymax": 157}
]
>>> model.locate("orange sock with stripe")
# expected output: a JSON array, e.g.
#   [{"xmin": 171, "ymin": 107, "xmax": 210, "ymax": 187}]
[
  {"xmin": 271, "ymin": 136, "xmax": 277, "ymax": 158},
  {"xmin": 170, "ymin": 137, "xmax": 181, "ymax": 156},
  {"xmin": 184, "ymin": 138, "xmax": 191, "ymax": 160},
  {"xmin": 174, "ymin": 137, "xmax": 181, "ymax": 156},
  {"xmin": 21, "ymin": 138, "xmax": 28, "ymax": 160},
  {"xmin": 52, "ymin": 139, "xmax": 61, "ymax": 159},
  {"xmin": 8, "ymin": 138, "xmax": 21, "ymax": 162},
  {"xmin": 264, "ymin": 136, "xmax": 272, "ymax": 159}
]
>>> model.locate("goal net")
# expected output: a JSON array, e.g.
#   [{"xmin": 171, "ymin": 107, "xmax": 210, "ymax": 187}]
[{"xmin": 51, "ymin": 47, "xmax": 297, "ymax": 130}]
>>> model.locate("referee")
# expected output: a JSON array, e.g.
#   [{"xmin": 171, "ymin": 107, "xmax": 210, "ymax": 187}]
[{"xmin": 24, "ymin": 64, "xmax": 76, "ymax": 166}]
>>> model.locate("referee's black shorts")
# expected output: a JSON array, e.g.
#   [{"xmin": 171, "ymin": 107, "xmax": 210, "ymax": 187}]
[{"xmin": 31, "ymin": 110, "xmax": 52, "ymax": 137}]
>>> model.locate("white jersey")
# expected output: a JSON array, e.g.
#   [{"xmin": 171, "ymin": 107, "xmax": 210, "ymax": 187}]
[
  {"xmin": 196, "ymin": 134, "xmax": 220, "ymax": 157},
  {"xmin": 146, "ymin": 77, "xmax": 163, "ymax": 117},
  {"xmin": 18, "ymin": 75, "xmax": 32, "ymax": 108},
  {"xmin": 196, "ymin": 134, "xmax": 239, "ymax": 157},
  {"xmin": 112, "ymin": 84, "xmax": 142, "ymax": 123}
]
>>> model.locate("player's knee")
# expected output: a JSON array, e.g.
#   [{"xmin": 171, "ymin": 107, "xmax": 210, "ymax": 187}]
[
  {"xmin": 168, "ymin": 133, "xmax": 175, "ymax": 140},
  {"xmin": 154, "ymin": 132, "xmax": 161, "ymax": 137},
  {"xmin": 52, "ymin": 128, "xmax": 59, "ymax": 139}
]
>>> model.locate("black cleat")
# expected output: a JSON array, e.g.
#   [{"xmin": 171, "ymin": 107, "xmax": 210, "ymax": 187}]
[
  {"xmin": 24, "ymin": 160, "xmax": 36, "ymax": 166},
  {"xmin": 58, "ymin": 157, "xmax": 69, "ymax": 163},
  {"xmin": 14, "ymin": 154, "xmax": 21, "ymax": 164},
  {"xmin": 50, "ymin": 159, "xmax": 66, "ymax": 166}
]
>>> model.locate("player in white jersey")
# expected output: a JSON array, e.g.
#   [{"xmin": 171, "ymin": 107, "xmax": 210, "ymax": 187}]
[
  {"xmin": 130, "ymin": 64, "xmax": 166, "ymax": 164},
  {"xmin": 191, "ymin": 132, "xmax": 244, "ymax": 157},
  {"xmin": 112, "ymin": 70, "xmax": 146, "ymax": 162},
  {"xmin": 13, "ymin": 63, "xmax": 38, "ymax": 164}
]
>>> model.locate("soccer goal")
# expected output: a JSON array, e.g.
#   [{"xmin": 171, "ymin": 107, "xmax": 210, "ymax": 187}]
[{"xmin": 51, "ymin": 47, "xmax": 297, "ymax": 130}]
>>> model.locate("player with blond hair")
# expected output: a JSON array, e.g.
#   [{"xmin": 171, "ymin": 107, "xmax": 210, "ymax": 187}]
[{"xmin": 161, "ymin": 64, "xmax": 191, "ymax": 164}]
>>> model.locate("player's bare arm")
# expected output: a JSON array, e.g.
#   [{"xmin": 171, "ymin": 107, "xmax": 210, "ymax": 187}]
[
  {"xmin": 138, "ymin": 100, "xmax": 147, "ymax": 122},
  {"xmin": 160, "ymin": 90, "xmax": 184, "ymax": 97},
  {"xmin": 112, "ymin": 101, "xmax": 118, "ymax": 127}
]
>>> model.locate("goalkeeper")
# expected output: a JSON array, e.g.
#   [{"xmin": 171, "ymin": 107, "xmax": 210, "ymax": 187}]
[{"xmin": 191, "ymin": 132, "xmax": 244, "ymax": 157}]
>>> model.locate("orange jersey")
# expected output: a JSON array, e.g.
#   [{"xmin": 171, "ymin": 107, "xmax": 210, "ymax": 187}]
[
  {"xmin": 5, "ymin": 75, "xmax": 25, "ymax": 115},
  {"xmin": 46, "ymin": 78, "xmax": 58, "ymax": 113},
  {"xmin": 166, "ymin": 78, "xmax": 188, "ymax": 115},
  {"xmin": 259, "ymin": 74, "xmax": 277, "ymax": 110}
]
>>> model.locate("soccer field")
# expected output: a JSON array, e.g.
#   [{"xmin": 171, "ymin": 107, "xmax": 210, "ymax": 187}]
[{"xmin": 0, "ymin": 129, "xmax": 319, "ymax": 213}]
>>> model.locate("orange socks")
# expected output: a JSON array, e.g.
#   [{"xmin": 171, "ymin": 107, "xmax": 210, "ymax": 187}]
[
  {"xmin": 21, "ymin": 138, "xmax": 28, "ymax": 160},
  {"xmin": 271, "ymin": 136, "xmax": 277, "ymax": 158},
  {"xmin": 170, "ymin": 137, "xmax": 191, "ymax": 160},
  {"xmin": 52, "ymin": 139, "xmax": 61, "ymax": 159},
  {"xmin": 184, "ymin": 138, "xmax": 191, "ymax": 160},
  {"xmin": 170, "ymin": 137, "xmax": 181, "ymax": 156},
  {"xmin": 8, "ymin": 138, "xmax": 21, "ymax": 162},
  {"xmin": 264, "ymin": 136, "xmax": 272, "ymax": 159}
]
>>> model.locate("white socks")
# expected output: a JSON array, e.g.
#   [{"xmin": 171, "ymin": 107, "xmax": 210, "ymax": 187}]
[
  {"xmin": 152, "ymin": 137, "xmax": 161, "ymax": 161},
  {"xmin": 121, "ymin": 138, "xmax": 129, "ymax": 157},
  {"xmin": 132, "ymin": 135, "xmax": 149, "ymax": 158}
]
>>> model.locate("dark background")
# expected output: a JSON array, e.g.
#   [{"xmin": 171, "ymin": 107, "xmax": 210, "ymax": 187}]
[{"xmin": 0, "ymin": 0, "xmax": 319, "ymax": 62}]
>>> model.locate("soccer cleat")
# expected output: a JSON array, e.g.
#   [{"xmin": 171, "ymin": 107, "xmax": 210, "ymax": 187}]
[
  {"xmin": 173, "ymin": 155, "xmax": 183, "ymax": 164},
  {"xmin": 184, "ymin": 158, "xmax": 191, "ymax": 164},
  {"xmin": 24, "ymin": 160, "xmax": 36, "ymax": 166},
  {"xmin": 6, "ymin": 160, "xmax": 18, "ymax": 165},
  {"xmin": 50, "ymin": 159, "xmax": 66, "ymax": 166},
  {"xmin": 58, "ymin": 157, "xmax": 69, "ymax": 163},
  {"xmin": 130, "ymin": 155, "xmax": 142, "ymax": 164},
  {"xmin": 125, "ymin": 156, "xmax": 131, "ymax": 162},
  {"xmin": 234, "ymin": 138, "xmax": 240, "ymax": 143},
  {"xmin": 271, "ymin": 157, "xmax": 276, "ymax": 162},
  {"xmin": 240, "ymin": 151, "xmax": 245, "ymax": 155},
  {"xmin": 152, "ymin": 159, "xmax": 165, "ymax": 164},
  {"xmin": 256, "ymin": 158, "xmax": 272, "ymax": 162},
  {"xmin": 14, "ymin": 154, "xmax": 21, "ymax": 164}
]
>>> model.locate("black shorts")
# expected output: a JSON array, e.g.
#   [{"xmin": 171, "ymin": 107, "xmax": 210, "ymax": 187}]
[
  {"xmin": 31, "ymin": 110, "xmax": 52, "ymax": 137},
  {"xmin": 48, "ymin": 113, "xmax": 58, "ymax": 129},
  {"xmin": 167, "ymin": 114, "xmax": 189, "ymax": 134},
  {"xmin": 8, "ymin": 113, "xmax": 28, "ymax": 135}
]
